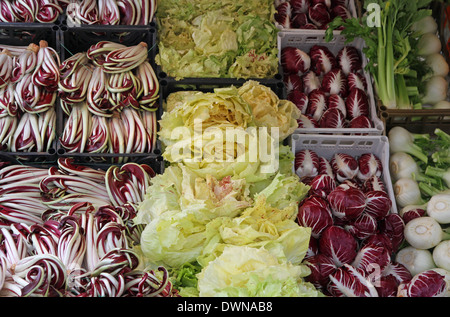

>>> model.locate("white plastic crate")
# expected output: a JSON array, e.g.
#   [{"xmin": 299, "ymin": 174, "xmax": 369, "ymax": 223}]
[
  {"xmin": 274, "ymin": 0, "xmax": 358, "ymax": 33},
  {"xmin": 278, "ymin": 31, "xmax": 384, "ymax": 135},
  {"xmin": 290, "ymin": 133, "xmax": 397, "ymax": 214}
]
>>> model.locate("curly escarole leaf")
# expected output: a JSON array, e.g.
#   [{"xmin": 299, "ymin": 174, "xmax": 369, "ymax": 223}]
[{"xmin": 155, "ymin": 0, "xmax": 278, "ymax": 79}]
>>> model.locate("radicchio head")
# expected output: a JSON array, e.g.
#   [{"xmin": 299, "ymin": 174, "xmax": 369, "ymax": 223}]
[
  {"xmin": 345, "ymin": 212, "xmax": 378, "ymax": 240},
  {"xmin": 297, "ymin": 195, "xmax": 333, "ymax": 238},
  {"xmin": 308, "ymin": 174, "xmax": 337, "ymax": 198},
  {"xmin": 397, "ymin": 270, "xmax": 447, "ymax": 297},
  {"xmin": 330, "ymin": 153, "xmax": 359, "ymax": 182},
  {"xmin": 319, "ymin": 225, "xmax": 358, "ymax": 267},
  {"xmin": 297, "ymin": 114, "xmax": 319, "ymax": 128},
  {"xmin": 284, "ymin": 73, "xmax": 303, "ymax": 93},
  {"xmin": 345, "ymin": 88, "xmax": 369, "ymax": 120},
  {"xmin": 304, "ymin": 254, "xmax": 337, "ymax": 289},
  {"xmin": 365, "ymin": 190, "xmax": 391, "ymax": 220},
  {"xmin": 309, "ymin": 45, "xmax": 337, "ymax": 76},
  {"xmin": 308, "ymin": 3, "xmax": 331, "ymax": 29},
  {"xmin": 322, "ymin": 68, "xmax": 348, "ymax": 96},
  {"xmin": 337, "ymin": 46, "xmax": 362, "ymax": 75},
  {"xmin": 327, "ymin": 264, "xmax": 379, "ymax": 297},
  {"xmin": 328, "ymin": 185, "xmax": 367, "ymax": 220},
  {"xmin": 320, "ymin": 108, "xmax": 346, "ymax": 129},
  {"xmin": 288, "ymin": 90, "xmax": 309, "ymax": 114},
  {"xmin": 306, "ymin": 89, "xmax": 328, "ymax": 121},
  {"xmin": 281, "ymin": 47, "xmax": 311, "ymax": 74},
  {"xmin": 295, "ymin": 149, "xmax": 319, "ymax": 179},
  {"xmin": 357, "ymin": 153, "xmax": 383, "ymax": 182}
]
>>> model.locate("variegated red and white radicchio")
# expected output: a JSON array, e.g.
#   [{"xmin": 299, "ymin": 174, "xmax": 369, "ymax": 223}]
[{"xmin": 295, "ymin": 149, "xmax": 412, "ymax": 296}]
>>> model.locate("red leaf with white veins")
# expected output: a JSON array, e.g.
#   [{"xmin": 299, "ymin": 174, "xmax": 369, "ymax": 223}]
[
  {"xmin": 328, "ymin": 264, "xmax": 378, "ymax": 297},
  {"xmin": 310, "ymin": 45, "xmax": 337, "ymax": 76},
  {"xmin": 297, "ymin": 114, "xmax": 319, "ymax": 128},
  {"xmin": 330, "ymin": 153, "xmax": 359, "ymax": 182},
  {"xmin": 357, "ymin": 153, "xmax": 383, "ymax": 181},
  {"xmin": 345, "ymin": 88, "xmax": 369, "ymax": 120},
  {"xmin": 290, "ymin": 0, "xmax": 309, "ymax": 14},
  {"xmin": 284, "ymin": 73, "xmax": 303, "ymax": 94},
  {"xmin": 288, "ymin": 90, "xmax": 309, "ymax": 114},
  {"xmin": 337, "ymin": 46, "xmax": 362, "ymax": 75},
  {"xmin": 294, "ymin": 149, "xmax": 319, "ymax": 179},
  {"xmin": 308, "ymin": 3, "xmax": 331, "ymax": 28},
  {"xmin": 281, "ymin": 47, "xmax": 311, "ymax": 74},
  {"xmin": 320, "ymin": 108, "xmax": 346, "ymax": 128},
  {"xmin": 347, "ymin": 72, "xmax": 367, "ymax": 91},
  {"xmin": 302, "ymin": 71, "xmax": 321, "ymax": 94},
  {"xmin": 328, "ymin": 94, "xmax": 347, "ymax": 117},
  {"xmin": 322, "ymin": 68, "xmax": 348, "ymax": 96},
  {"xmin": 306, "ymin": 89, "xmax": 328, "ymax": 121}
]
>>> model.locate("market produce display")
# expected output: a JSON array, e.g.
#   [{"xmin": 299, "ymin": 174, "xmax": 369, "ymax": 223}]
[
  {"xmin": 155, "ymin": 0, "xmax": 279, "ymax": 79},
  {"xmin": 0, "ymin": 0, "xmax": 449, "ymax": 298}
]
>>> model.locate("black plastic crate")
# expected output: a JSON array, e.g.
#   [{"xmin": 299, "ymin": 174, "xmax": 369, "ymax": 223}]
[
  {"xmin": 0, "ymin": 24, "xmax": 60, "ymax": 163},
  {"xmin": 56, "ymin": 25, "xmax": 161, "ymax": 164}
]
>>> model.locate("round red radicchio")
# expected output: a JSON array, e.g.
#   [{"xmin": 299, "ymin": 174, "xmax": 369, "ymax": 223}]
[
  {"xmin": 297, "ymin": 114, "xmax": 319, "ymax": 128},
  {"xmin": 327, "ymin": 264, "xmax": 379, "ymax": 297},
  {"xmin": 275, "ymin": 2, "xmax": 292, "ymax": 28},
  {"xmin": 306, "ymin": 89, "xmax": 328, "ymax": 121},
  {"xmin": 297, "ymin": 195, "xmax": 333, "ymax": 238},
  {"xmin": 345, "ymin": 88, "xmax": 370, "ymax": 120},
  {"xmin": 311, "ymin": 0, "xmax": 332, "ymax": 9},
  {"xmin": 308, "ymin": 3, "xmax": 331, "ymax": 29},
  {"xmin": 382, "ymin": 262, "xmax": 413, "ymax": 286},
  {"xmin": 357, "ymin": 153, "xmax": 383, "ymax": 182},
  {"xmin": 288, "ymin": 90, "xmax": 308, "ymax": 114},
  {"xmin": 400, "ymin": 206, "xmax": 426, "ymax": 224},
  {"xmin": 306, "ymin": 236, "xmax": 319, "ymax": 259},
  {"xmin": 294, "ymin": 149, "xmax": 319, "ymax": 179},
  {"xmin": 328, "ymin": 186, "xmax": 367, "ymax": 220},
  {"xmin": 291, "ymin": 0, "xmax": 310, "ymax": 14},
  {"xmin": 302, "ymin": 71, "xmax": 321, "ymax": 93},
  {"xmin": 397, "ymin": 270, "xmax": 447, "ymax": 297},
  {"xmin": 319, "ymin": 225, "xmax": 358, "ymax": 267},
  {"xmin": 318, "ymin": 156, "xmax": 334, "ymax": 177},
  {"xmin": 309, "ymin": 174, "xmax": 336, "ymax": 198},
  {"xmin": 363, "ymin": 175, "xmax": 386, "ymax": 193},
  {"xmin": 281, "ymin": 47, "xmax": 311, "ymax": 74},
  {"xmin": 304, "ymin": 254, "xmax": 337, "ymax": 288},
  {"xmin": 331, "ymin": 4, "xmax": 352, "ymax": 21},
  {"xmin": 344, "ymin": 212, "xmax": 377, "ymax": 240},
  {"xmin": 352, "ymin": 244, "xmax": 391, "ymax": 275},
  {"xmin": 347, "ymin": 72, "xmax": 367, "ymax": 91},
  {"xmin": 365, "ymin": 190, "xmax": 391, "ymax": 220},
  {"xmin": 362, "ymin": 232, "xmax": 394, "ymax": 255},
  {"xmin": 327, "ymin": 94, "xmax": 347, "ymax": 117},
  {"xmin": 309, "ymin": 45, "xmax": 337, "ymax": 76},
  {"xmin": 376, "ymin": 275, "xmax": 400, "ymax": 297},
  {"xmin": 330, "ymin": 153, "xmax": 359, "ymax": 182},
  {"xmin": 348, "ymin": 115, "xmax": 372, "ymax": 129},
  {"xmin": 292, "ymin": 13, "xmax": 309, "ymax": 28},
  {"xmin": 379, "ymin": 214, "xmax": 405, "ymax": 252},
  {"xmin": 284, "ymin": 73, "xmax": 303, "ymax": 93},
  {"xmin": 321, "ymin": 68, "xmax": 348, "ymax": 97},
  {"xmin": 337, "ymin": 46, "xmax": 362, "ymax": 75},
  {"xmin": 320, "ymin": 108, "xmax": 346, "ymax": 128}
]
